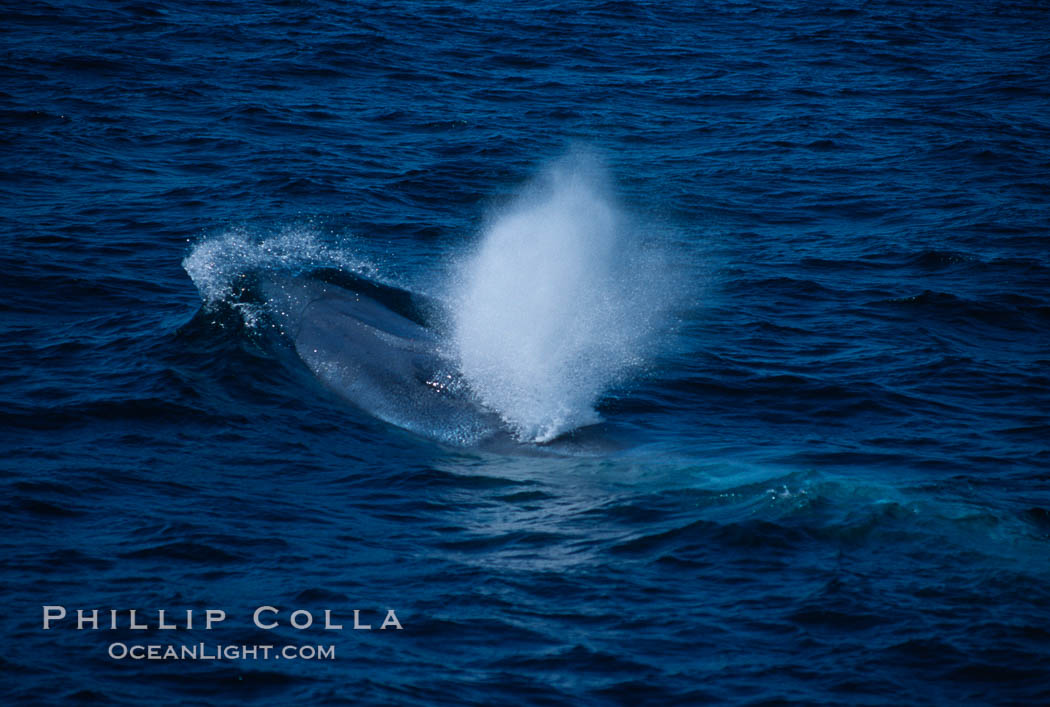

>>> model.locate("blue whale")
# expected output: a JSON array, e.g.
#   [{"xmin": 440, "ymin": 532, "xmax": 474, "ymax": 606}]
[
  {"xmin": 258, "ymin": 272, "xmax": 507, "ymax": 447},
  {"xmin": 249, "ymin": 270, "xmax": 626, "ymax": 454}
]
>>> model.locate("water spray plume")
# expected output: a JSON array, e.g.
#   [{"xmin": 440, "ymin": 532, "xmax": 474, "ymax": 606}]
[{"xmin": 450, "ymin": 153, "xmax": 669, "ymax": 443}]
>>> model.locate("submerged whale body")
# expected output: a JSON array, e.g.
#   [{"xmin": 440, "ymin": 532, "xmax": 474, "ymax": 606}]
[
  {"xmin": 258, "ymin": 272, "xmax": 506, "ymax": 447},
  {"xmin": 245, "ymin": 271, "xmax": 625, "ymax": 454}
]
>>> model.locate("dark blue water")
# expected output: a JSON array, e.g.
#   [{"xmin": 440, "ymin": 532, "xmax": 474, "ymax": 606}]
[{"xmin": 4, "ymin": 1, "xmax": 1050, "ymax": 703}]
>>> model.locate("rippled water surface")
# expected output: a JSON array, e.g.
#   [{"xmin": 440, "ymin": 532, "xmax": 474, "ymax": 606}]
[{"xmin": 3, "ymin": 1, "xmax": 1050, "ymax": 704}]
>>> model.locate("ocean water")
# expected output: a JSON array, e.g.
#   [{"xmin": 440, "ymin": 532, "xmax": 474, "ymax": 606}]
[{"xmin": 3, "ymin": 0, "xmax": 1050, "ymax": 703}]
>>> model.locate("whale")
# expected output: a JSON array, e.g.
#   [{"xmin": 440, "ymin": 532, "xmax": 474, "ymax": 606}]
[
  {"xmin": 257, "ymin": 271, "xmax": 507, "ymax": 447},
  {"xmin": 246, "ymin": 269, "xmax": 626, "ymax": 455}
]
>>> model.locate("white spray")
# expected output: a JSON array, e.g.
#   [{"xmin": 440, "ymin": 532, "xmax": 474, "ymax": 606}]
[
  {"xmin": 182, "ymin": 225, "xmax": 380, "ymax": 326},
  {"xmin": 450, "ymin": 153, "xmax": 669, "ymax": 443}
]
